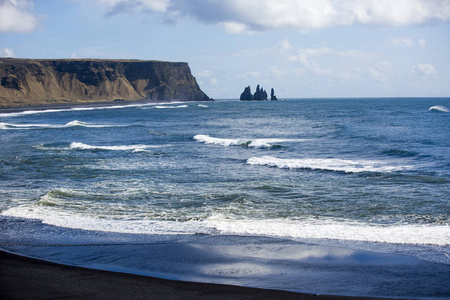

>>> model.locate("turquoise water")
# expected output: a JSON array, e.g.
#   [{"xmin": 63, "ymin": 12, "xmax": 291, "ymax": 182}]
[{"xmin": 0, "ymin": 98, "xmax": 449, "ymax": 297}]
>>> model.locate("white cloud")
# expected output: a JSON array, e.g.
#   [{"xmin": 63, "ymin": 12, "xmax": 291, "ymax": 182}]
[
  {"xmin": 418, "ymin": 38, "xmax": 427, "ymax": 47},
  {"xmin": 369, "ymin": 61, "xmax": 394, "ymax": 82},
  {"xmin": 0, "ymin": 0, "xmax": 38, "ymax": 33},
  {"xmin": 221, "ymin": 22, "xmax": 253, "ymax": 34},
  {"xmin": 388, "ymin": 37, "xmax": 428, "ymax": 47},
  {"xmin": 197, "ymin": 70, "xmax": 218, "ymax": 85},
  {"xmin": 99, "ymin": 0, "xmax": 170, "ymax": 16},
  {"xmin": 0, "ymin": 47, "xmax": 16, "ymax": 57},
  {"xmin": 236, "ymin": 71, "xmax": 261, "ymax": 80},
  {"xmin": 97, "ymin": 0, "xmax": 450, "ymax": 32},
  {"xmin": 412, "ymin": 63, "xmax": 436, "ymax": 76},
  {"xmin": 288, "ymin": 47, "xmax": 373, "ymax": 64},
  {"xmin": 389, "ymin": 37, "xmax": 415, "ymax": 47},
  {"xmin": 285, "ymin": 46, "xmax": 373, "ymax": 79},
  {"xmin": 269, "ymin": 66, "xmax": 282, "ymax": 78}
]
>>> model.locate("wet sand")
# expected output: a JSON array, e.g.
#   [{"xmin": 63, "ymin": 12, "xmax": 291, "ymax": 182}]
[{"xmin": 0, "ymin": 250, "xmax": 384, "ymax": 300}]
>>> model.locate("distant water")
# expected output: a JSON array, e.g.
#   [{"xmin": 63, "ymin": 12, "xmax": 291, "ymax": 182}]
[{"xmin": 0, "ymin": 98, "xmax": 449, "ymax": 295}]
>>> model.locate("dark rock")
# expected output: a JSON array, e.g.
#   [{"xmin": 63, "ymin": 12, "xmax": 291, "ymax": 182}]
[
  {"xmin": 253, "ymin": 84, "xmax": 268, "ymax": 100},
  {"xmin": 270, "ymin": 88, "xmax": 278, "ymax": 101},
  {"xmin": 239, "ymin": 85, "xmax": 278, "ymax": 101},
  {"xmin": 240, "ymin": 86, "xmax": 253, "ymax": 100},
  {"xmin": 1, "ymin": 75, "xmax": 22, "ymax": 90}
]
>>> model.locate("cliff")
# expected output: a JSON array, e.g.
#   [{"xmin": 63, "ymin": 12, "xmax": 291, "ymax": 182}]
[{"xmin": 0, "ymin": 58, "xmax": 210, "ymax": 107}]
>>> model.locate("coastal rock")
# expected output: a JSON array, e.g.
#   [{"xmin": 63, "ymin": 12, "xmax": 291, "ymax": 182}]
[
  {"xmin": 0, "ymin": 58, "xmax": 210, "ymax": 107},
  {"xmin": 270, "ymin": 88, "xmax": 278, "ymax": 101},
  {"xmin": 240, "ymin": 86, "xmax": 254, "ymax": 100},
  {"xmin": 240, "ymin": 84, "xmax": 277, "ymax": 101},
  {"xmin": 253, "ymin": 85, "xmax": 267, "ymax": 100}
]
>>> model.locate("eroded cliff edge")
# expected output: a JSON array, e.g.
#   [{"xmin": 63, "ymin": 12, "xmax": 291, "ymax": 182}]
[{"xmin": 0, "ymin": 58, "xmax": 210, "ymax": 107}]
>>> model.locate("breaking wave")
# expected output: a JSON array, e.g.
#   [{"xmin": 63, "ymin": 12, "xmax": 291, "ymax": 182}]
[
  {"xmin": 0, "ymin": 102, "xmax": 164, "ymax": 117},
  {"xmin": 428, "ymin": 105, "xmax": 449, "ymax": 113},
  {"xmin": 0, "ymin": 120, "xmax": 124, "ymax": 130},
  {"xmin": 155, "ymin": 105, "xmax": 188, "ymax": 109},
  {"xmin": 194, "ymin": 134, "xmax": 307, "ymax": 149},
  {"xmin": 2, "ymin": 202, "xmax": 447, "ymax": 247},
  {"xmin": 70, "ymin": 142, "xmax": 160, "ymax": 152},
  {"xmin": 247, "ymin": 156, "xmax": 414, "ymax": 173}
]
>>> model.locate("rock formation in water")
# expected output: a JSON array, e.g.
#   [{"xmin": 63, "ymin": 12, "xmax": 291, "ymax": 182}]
[
  {"xmin": 240, "ymin": 86, "xmax": 254, "ymax": 100},
  {"xmin": 270, "ymin": 88, "xmax": 278, "ymax": 101},
  {"xmin": 0, "ymin": 58, "xmax": 210, "ymax": 107},
  {"xmin": 240, "ymin": 84, "xmax": 277, "ymax": 101},
  {"xmin": 253, "ymin": 85, "xmax": 267, "ymax": 100}
]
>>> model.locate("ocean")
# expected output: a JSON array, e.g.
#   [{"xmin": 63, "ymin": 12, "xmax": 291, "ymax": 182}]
[{"xmin": 0, "ymin": 98, "xmax": 449, "ymax": 298}]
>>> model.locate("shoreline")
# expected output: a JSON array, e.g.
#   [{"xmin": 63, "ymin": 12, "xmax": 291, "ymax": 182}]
[{"xmin": 0, "ymin": 249, "xmax": 385, "ymax": 300}]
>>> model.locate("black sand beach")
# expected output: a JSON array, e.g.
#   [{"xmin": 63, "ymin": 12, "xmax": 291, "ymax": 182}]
[{"xmin": 0, "ymin": 250, "xmax": 387, "ymax": 300}]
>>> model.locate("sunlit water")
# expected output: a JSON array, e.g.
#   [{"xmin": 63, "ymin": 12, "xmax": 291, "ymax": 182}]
[{"xmin": 1, "ymin": 98, "xmax": 449, "ymax": 297}]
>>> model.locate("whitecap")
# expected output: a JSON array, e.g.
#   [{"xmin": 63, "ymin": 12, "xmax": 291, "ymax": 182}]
[
  {"xmin": 0, "ymin": 102, "xmax": 160, "ymax": 117},
  {"xmin": 247, "ymin": 156, "xmax": 413, "ymax": 173},
  {"xmin": 0, "ymin": 122, "xmax": 60, "ymax": 129},
  {"xmin": 2, "ymin": 201, "xmax": 447, "ymax": 247},
  {"xmin": 0, "ymin": 120, "xmax": 123, "ymax": 129},
  {"xmin": 155, "ymin": 105, "xmax": 188, "ymax": 109},
  {"xmin": 0, "ymin": 109, "xmax": 69, "ymax": 117},
  {"xmin": 64, "ymin": 120, "xmax": 125, "ymax": 128},
  {"xmin": 194, "ymin": 134, "xmax": 307, "ymax": 149},
  {"xmin": 428, "ymin": 105, "xmax": 449, "ymax": 112},
  {"xmin": 205, "ymin": 216, "xmax": 449, "ymax": 246},
  {"xmin": 69, "ymin": 142, "xmax": 159, "ymax": 152}
]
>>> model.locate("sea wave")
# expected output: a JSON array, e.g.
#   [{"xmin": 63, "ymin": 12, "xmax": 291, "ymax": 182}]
[
  {"xmin": 155, "ymin": 104, "xmax": 189, "ymax": 109},
  {"xmin": 380, "ymin": 149, "xmax": 419, "ymax": 158},
  {"xmin": 247, "ymin": 156, "xmax": 414, "ymax": 173},
  {"xmin": 64, "ymin": 120, "xmax": 126, "ymax": 128},
  {"xmin": 194, "ymin": 134, "xmax": 307, "ymax": 149},
  {"xmin": 428, "ymin": 105, "xmax": 449, "ymax": 112},
  {"xmin": 0, "ymin": 120, "xmax": 124, "ymax": 130},
  {"xmin": 70, "ymin": 142, "xmax": 159, "ymax": 152},
  {"xmin": 205, "ymin": 216, "xmax": 449, "ymax": 247},
  {"xmin": 2, "ymin": 203, "xmax": 448, "ymax": 247},
  {"xmin": 0, "ymin": 102, "xmax": 165, "ymax": 117}
]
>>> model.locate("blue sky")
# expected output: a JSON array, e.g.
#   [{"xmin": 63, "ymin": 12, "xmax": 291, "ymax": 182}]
[{"xmin": 1, "ymin": 0, "xmax": 449, "ymax": 99}]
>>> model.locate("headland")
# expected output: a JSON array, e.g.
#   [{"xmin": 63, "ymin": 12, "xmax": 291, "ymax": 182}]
[{"xmin": 0, "ymin": 58, "xmax": 210, "ymax": 108}]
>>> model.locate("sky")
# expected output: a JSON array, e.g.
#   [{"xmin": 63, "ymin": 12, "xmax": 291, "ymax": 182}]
[{"xmin": 1, "ymin": 0, "xmax": 450, "ymax": 99}]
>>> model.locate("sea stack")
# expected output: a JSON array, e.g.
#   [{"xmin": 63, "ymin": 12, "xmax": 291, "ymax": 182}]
[
  {"xmin": 240, "ymin": 84, "xmax": 277, "ymax": 101},
  {"xmin": 0, "ymin": 58, "xmax": 211, "ymax": 107},
  {"xmin": 270, "ymin": 88, "xmax": 278, "ymax": 101}
]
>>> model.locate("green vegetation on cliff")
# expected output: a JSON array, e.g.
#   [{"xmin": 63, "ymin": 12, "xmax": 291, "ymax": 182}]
[{"xmin": 0, "ymin": 58, "xmax": 210, "ymax": 107}]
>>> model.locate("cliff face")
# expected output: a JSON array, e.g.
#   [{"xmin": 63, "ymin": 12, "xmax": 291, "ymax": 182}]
[{"xmin": 0, "ymin": 58, "xmax": 210, "ymax": 107}]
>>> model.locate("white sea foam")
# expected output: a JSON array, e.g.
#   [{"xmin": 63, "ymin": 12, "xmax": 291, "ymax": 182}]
[
  {"xmin": 63, "ymin": 120, "xmax": 125, "ymax": 128},
  {"xmin": 0, "ymin": 120, "xmax": 124, "ymax": 129},
  {"xmin": 205, "ymin": 216, "xmax": 450, "ymax": 246},
  {"xmin": 0, "ymin": 109, "xmax": 69, "ymax": 117},
  {"xmin": 428, "ymin": 105, "xmax": 449, "ymax": 112},
  {"xmin": 0, "ymin": 122, "xmax": 58, "ymax": 129},
  {"xmin": 247, "ymin": 156, "xmax": 413, "ymax": 173},
  {"xmin": 1, "ymin": 204, "xmax": 210, "ymax": 235},
  {"xmin": 70, "ymin": 142, "xmax": 159, "ymax": 152},
  {"xmin": 2, "ymin": 203, "xmax": 448, "ymax": 247},
  {"xmin": 0, "ymin": 102, "xmax": 163, "ymax": 117},
  {"xmin": 194, "ymin": 134, "xmax": 307, "ymax": 149},
  {"xmin": 198, "ymin": 104, "xmax": 208, "ymax": 108},
  {"xmin": 155, "ymin": 105, "xmax": 188, "ymax": 109}
]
